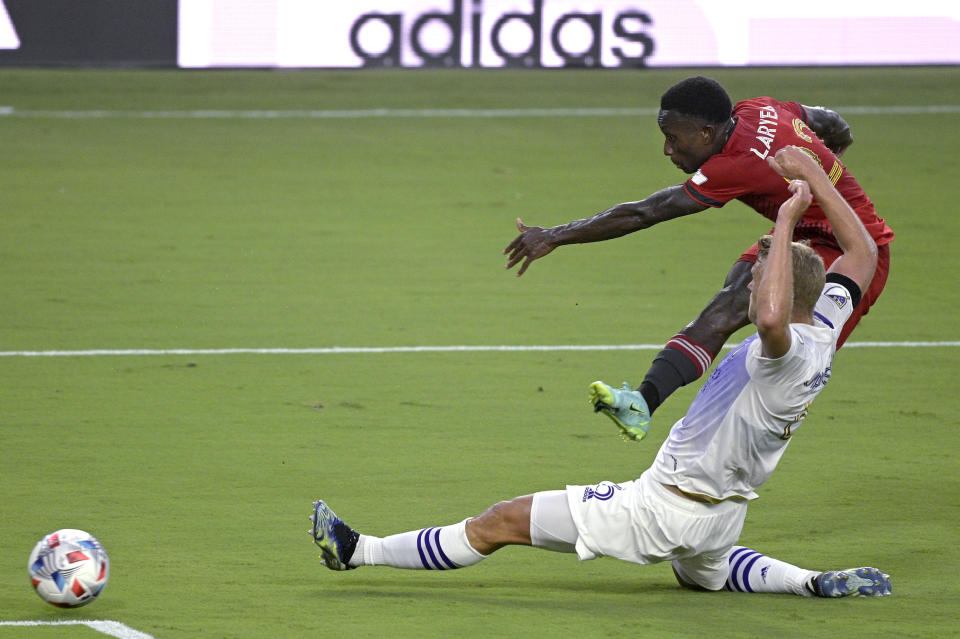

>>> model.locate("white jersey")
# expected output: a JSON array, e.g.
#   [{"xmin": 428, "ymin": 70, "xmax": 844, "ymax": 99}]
[{"xmin": 648, "ymin": 281, "xmax": 857, "ymax": 501}]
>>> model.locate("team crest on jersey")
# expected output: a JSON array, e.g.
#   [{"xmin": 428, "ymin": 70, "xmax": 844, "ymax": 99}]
[
  {"xmin": 582, "ymin": 481, "xmax": 622, "ymax": 502},
  {"xmin": 691, "ymin": 170, "xmax": 708, "ymax": 185},
  {"xmin": 792, "ymin": 118, "xmax": 814, "ymax": 143},
  {"xmin": 824, "ymin": 285, "xmax": 849, "ymax": 308}
]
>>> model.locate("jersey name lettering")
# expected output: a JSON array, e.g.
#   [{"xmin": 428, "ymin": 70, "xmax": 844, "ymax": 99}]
[
  {"xmin": 804, "ymin": 365, "xmax": 832, "ymax": 391},
  {"xmin": 749, "ymin": 106, "xmax": 779, "ymax": 160}
]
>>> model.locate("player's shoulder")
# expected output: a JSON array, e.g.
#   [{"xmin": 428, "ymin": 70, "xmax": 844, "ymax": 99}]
[
  {"xmin": 813, "ymin": 279, "xmax": 857, "ymax": 338},
  {"xmin": 821, "ymin": 281, "xmax": 855, "ymax": 309},
  {"xmin": 817, "ymin": 281, "xmax": 855, "ymax": 321}
]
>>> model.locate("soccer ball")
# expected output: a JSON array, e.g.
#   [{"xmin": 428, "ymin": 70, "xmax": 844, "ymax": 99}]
[{"xmin": 28, "ymin": 529, "xmax": 109, "ymax": 608}]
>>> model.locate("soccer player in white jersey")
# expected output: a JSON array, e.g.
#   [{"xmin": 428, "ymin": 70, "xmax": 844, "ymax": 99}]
[{"xmin": 309, "ymin": 146, "xmax": 890, "ymax": 598}]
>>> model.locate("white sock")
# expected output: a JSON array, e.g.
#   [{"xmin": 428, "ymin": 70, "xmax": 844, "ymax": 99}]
[
  {"xmin": 725, "ymin": 546, "xmax": 819, "ymax": 596},
  {"xmin": 350, "ymin": 519, "xmax": 486, "ymax": 570}
]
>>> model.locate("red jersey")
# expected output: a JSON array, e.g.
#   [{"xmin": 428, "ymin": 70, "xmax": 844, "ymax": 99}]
[{"xmin": 682, "ymin": 98, "xmax": 894, "ymax": 248}]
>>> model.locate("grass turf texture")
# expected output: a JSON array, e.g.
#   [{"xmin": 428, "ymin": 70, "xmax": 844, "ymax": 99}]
[{"xmin": 1, "ymin": 67, "xmax": 958, "ymax": 637}]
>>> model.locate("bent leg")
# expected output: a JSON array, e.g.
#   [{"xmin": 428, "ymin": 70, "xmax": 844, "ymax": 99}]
[
  {"xmin": 683, "ymin": 259, "xmax": 754, "ymax": 351},
  {"xmin": 640, "ymin": 260, "xmax": 753, "ymax": 413}
]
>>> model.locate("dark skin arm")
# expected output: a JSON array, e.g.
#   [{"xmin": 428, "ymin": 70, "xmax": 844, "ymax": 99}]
[
  {"xmin": 801, "ymin": 105, "xmax": 854, "ymax": 157},
  {"xmin": 503, "ymin": 184, "xmax": 708, "ymax": 276}
]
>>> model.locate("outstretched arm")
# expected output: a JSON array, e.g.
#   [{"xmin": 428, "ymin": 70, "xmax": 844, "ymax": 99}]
[
  {"xmin": 503, "ymin": 184, "xmax": 708, "ymax": 276},
  {"xmin": 802, "ymin": 105, "xmax": 854, "ymax": 157},
  {"xmin": 767, "ymin": 146, "xmax": 877, "ymax": 294},
  {"xmin": 753, "ymin": 179, "xmax": 812, "ymax": 359}
]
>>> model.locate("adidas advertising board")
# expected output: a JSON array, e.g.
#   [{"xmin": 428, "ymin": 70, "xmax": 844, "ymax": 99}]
[
  {"xmin": 0, "ymin": 0, "xmax": 958, "ymax": 68},
  {"xmin": 178, "ymin": 0, "xmax": 960, "ymax": 69}
]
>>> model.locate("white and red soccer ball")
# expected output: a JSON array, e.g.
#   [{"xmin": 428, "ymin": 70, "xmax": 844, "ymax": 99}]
[{"xmin": 28, "ymin": 529, "xmax": 109, "ymax": 608}]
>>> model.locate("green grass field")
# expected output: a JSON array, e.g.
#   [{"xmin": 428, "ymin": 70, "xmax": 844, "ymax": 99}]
[{"xmin": 1, "ymin": 67, "xmax": 959, "ymax": 638}]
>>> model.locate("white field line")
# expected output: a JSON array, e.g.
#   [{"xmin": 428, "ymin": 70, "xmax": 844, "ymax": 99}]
[
  {"xmin": 0, "ymin": 342, "xmax": 958, "ymax": 358},
  {"xmin": 0, "ymin": 619, "xmax": 155, "ymax": 639},
  {"xmin": 0, "ymin": 105, "xmax": 957, "ymax": 119}
]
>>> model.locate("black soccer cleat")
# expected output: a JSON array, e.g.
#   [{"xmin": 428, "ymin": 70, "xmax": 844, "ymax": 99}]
[{"xmin": 309, "ymin": 500, "xmax": 360, "ymax": 571}]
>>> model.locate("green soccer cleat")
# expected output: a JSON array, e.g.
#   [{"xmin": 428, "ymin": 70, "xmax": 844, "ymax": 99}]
[
  {"xmin": 309, "ymin": 500, "xmax": 360, "ymax": 571},
  {"xmin": 589, "ymin": 381, "xmax": 651, "ymax": 441},
  {"xmin": 812, "ymin": 567, "xmax": 892, "ymax": 597}
]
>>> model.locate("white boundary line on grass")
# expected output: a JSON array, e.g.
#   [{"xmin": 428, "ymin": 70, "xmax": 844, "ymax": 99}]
[
  {"xmin": 0, "ymin": 620, "xmax": 155, "ymax": 639},
  {"xmin": 0, "ymin": 105, "xmax": 958, "ymax": 119},
  {"xmin": 0, "ymin": 341, "xmax": 958, "ymax": 358}
]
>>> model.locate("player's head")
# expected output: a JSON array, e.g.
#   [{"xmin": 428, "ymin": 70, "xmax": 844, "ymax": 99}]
[
  {"xmin": 657, "ymin": 76, "xmax": 733, "ymax": 173},
  {"xmin": 748, "ymin": 236, "xmax": 826, "ymax": 322},
  {"xmin": 660, "ymin": 76, "xmax": 732, "ymax": 124}
]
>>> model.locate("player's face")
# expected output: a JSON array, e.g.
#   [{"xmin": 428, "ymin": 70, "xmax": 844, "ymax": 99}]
[{"xmin": 658, "ymin": 110, "xmax": 715, "ymax": 174}]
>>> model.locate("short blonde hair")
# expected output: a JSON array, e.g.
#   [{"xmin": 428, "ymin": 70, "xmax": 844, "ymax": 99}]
[{"xmin": 756, "ymin": 235, "xmax": 826, "ymax": 312}]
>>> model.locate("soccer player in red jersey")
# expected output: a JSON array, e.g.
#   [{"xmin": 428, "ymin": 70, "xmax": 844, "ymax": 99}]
[
  {"xmin": 503, "ymin": 76, "xmax": 893, "ymax": 432},
  {"xmin": 310, "ymin": 147, "xmax": 892, "ymax": 597}
]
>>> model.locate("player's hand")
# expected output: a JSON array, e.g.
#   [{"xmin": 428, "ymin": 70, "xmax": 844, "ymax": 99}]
[
  {"xmin": 777, "ymin": 179, "xmax": 812, "ymax": 225},
  {"xmin": 767, "ymin": 145, "xmax": 821, "ymax": 181},
  {"xmin": 503, "ymin": 217, "xmax": 556, "ymax": 277}
]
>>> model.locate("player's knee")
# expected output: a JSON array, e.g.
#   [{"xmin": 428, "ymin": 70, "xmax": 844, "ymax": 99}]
[
  {"xmin": 487, "ymin": 499, "xmax": 528, "ymax": 532},
  {"xmin": 672, "ymin": 564, "xmax": 715, "ymax": 592},
  {"xmin": 470, "ymin": 498, "xmax": 531, "ymax": 548}
]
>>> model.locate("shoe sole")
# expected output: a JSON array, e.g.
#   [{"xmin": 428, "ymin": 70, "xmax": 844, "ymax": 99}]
[
  {"xmin": 597, "ymin": 406, "xmax": 647, "ymax": 441},
  {"xmin": 819, "ymin": 568, "xmax": 892, "ymax": 597},
  {"xmin": 310, "ymin": 500, "xmax": 349, "ymax": 571}
]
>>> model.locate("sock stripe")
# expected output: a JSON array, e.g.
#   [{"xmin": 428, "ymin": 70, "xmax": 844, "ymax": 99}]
[
  {"xmin": 416, "ymin": 527, "xmax": 459, "ymax": 570},
  {"xmin": 728, "ymin": 548, "xmax": 762, "ymax": 593},
  {"xmin": 727, "ymin": 548, "xmax": 747, "ymax": 592},
  {"xmin": 422, "ymin": 528, "xmax": 442, "ymax": 570},
  {"xmin": 416, "ymin": 528, "xmax": 434, "ymax": 570},
  {"xmin": 422, "ymin": 528, "xmax": 443, "ymax": 570},
  {"xmin": 666, "ymin": 336, "xmax": 714, "ymax": 375},
  {"xmin": 740, "ymin": 555, "xmax": 763, "ymax": 593},
  {"xmin": 431, "ymin": 528, "xmax": 459, "ymax": 569}
]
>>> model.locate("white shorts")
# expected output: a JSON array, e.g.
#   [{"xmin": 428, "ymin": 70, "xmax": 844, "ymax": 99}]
[{"xmin": 565, "ymin": 470, "xmax": 748, "ymax": 590}]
